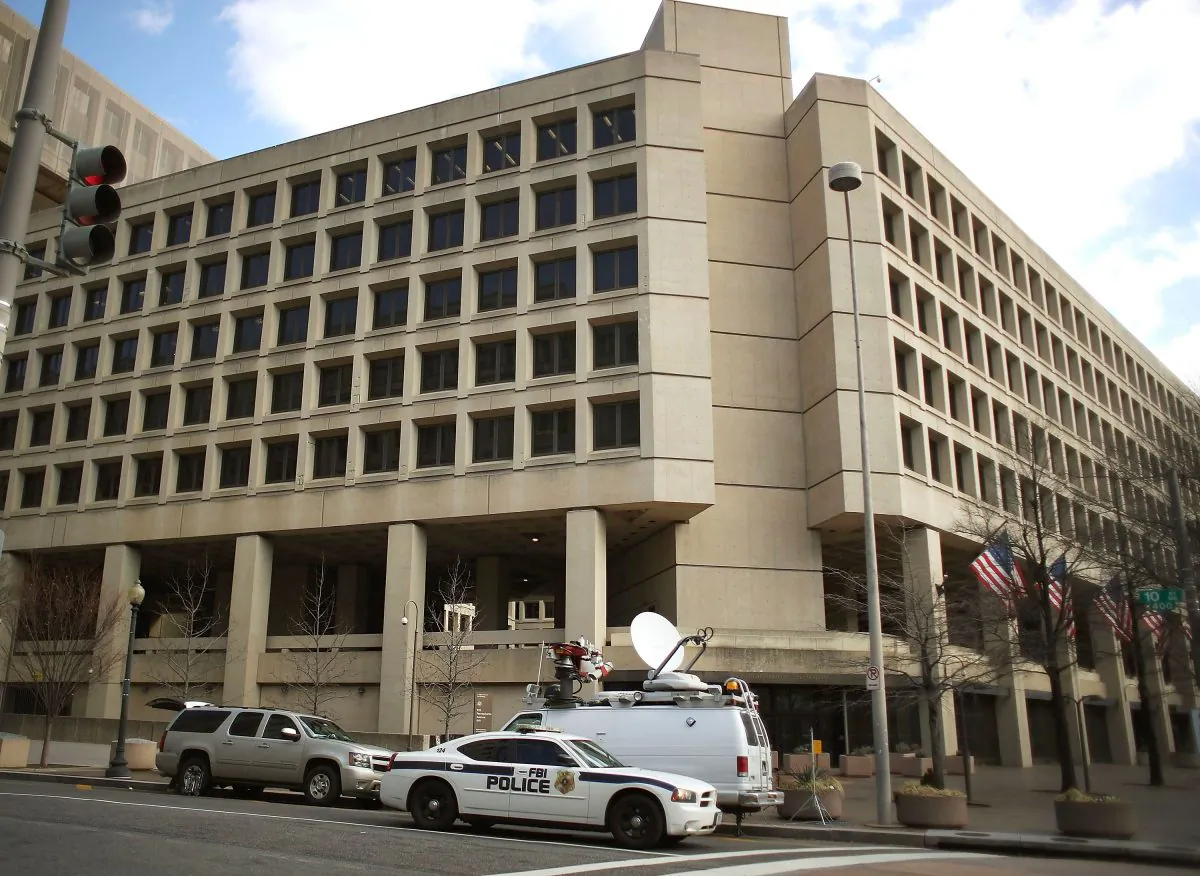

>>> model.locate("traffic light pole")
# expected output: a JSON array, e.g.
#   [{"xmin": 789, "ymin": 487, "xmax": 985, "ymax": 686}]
[{"xmin": 0, "ymin": 0, "xmax": 71, "ymax": 359}]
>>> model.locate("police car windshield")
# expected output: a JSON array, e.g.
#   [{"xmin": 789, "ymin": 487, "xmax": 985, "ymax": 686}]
[
  {"xmin": 566, "ymin": 738, "xmax": 625, "ymax": 768},
  {"xmin": 299, "ymin": 716, "xmax": 356, "ymax": 742}
]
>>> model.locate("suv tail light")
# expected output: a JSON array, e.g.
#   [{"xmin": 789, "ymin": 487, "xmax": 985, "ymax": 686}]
[
  {"xmin": 158, "ymin": 731, "xmax": 167, "ymax": 752},
  {"xmin": 736, "ymin": 755, "xmax": 749, "ymax": 777}
]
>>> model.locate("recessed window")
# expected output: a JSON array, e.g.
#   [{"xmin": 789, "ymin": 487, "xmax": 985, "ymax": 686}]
[
  {"xmin": 143, "ymin": 390, "xmax": 170, "ymax": 431},
  {"xmin": 206, "ymin": 200, "xmax": 233, "ymax": 237},
  {"xmin": 182, "ymin": 383, "xmax": 213, "ymax": 426},
  {"xmin": 198, "ymin": 259, "xmax": 226, "ymax": 298},
  {"xmin": 247, "ymin": 190, "xmax": 276, "ymax": 228},
  {"xmin": 416, "ymin": 422, "xmax": 455, "ymax": 468},
  {"xmin": 432, "ymin": 144, "xmax": 467, "ymax": 185},
  {"xmin": 593, "ymin": 398, "xmax": 640, "ymax": 449},
  {"xmin": 378, "ymin": 219, "xmax": 412, "ymax": 262},
  {"xmin": 534, "ymin": 257, "xmax": 576, "ymax": 303},
  {"xmin": 65, "ymin": 403, "xmax": 90, "ymax": 442},
  {"xmin": 232, "ymin": 312, "xmax": 263, "ymax": 353},
  {"xmin": 38, "ymin": 349, "xmax": 62, "ymax": 386},
  {"xmin": 29, "ymin": 409, "xmax": 53, "ymax": 446},
  {"xmin": 593, "ymin": 173, "xmax": 636, "ymax": 219},
  {"xmin": 219, "ymin": 445, "xmax": 250, "ymax": 489},
  {"xmin": 47, "ymin": 293, "xmax": 71, "ymax": 328},
  {"xmin": 475, "ymin": 339, "xmax": 516, "ymax": 385},
  {"xmin": 83, "ymin": 285, "xmax": 106, "ymax": 321},
  {"xmin": 318, "ymin": 362, "xmax": 353, "ymax": 406},
  {"xmin": 75, "ymin": 342, "xmax": 99, "ymax": 380},
  {"xmin": 536, "ymin": 186, "xmax": 576, "ymax": 231},
  {"xmin": 533, "ymin": 329, "xmax": 575, "ymax": 378},
  {"xmin": 20, "ymin": 468, "xmax": 44, "ymax": 508},
  {"xmin": 191, "ymin": 322, "xmax": 219, "ymax": 361},
  {"xmin": 112, "ymin": 336, "xmax": 138, "ymax": 374},
  {"xmin": 382, "ymin": 156, "xmax": 416, "ymax": 196},
  {"xmin": 373, "ymin": 284, "xmax": 408, "ymax": 329},
  {"xmin": 103, "ymin": 396, "xmax": 129, "ymax": 437},
  {"xmin": 421, "ymin": 348, "xmax": 459, "ymax": 393},
  {"xmin": 367, "ymin": 355, "xmax": 404, "ymax": 400},
  {"xmin": 335, "ymin": 169, "xmax": 366, "ymax": 206},
  {"xmin": 226, "ymin": 376, "xmax": 257, "ymax": 419},
  {"xmin": 0, "ymin": 413, "xmax": 16, "ymax": 450},
  {"xmin": 480, "ymin": 198, "xmax": 518, "ymax": 241},
  {"xmin": 94, "ymin": 459, "xmax": 122, "ymax": 501},
  {"xmin": 166, "ymin": 211, "xmax": 192, "ymax": 246},
  {"xmin": 23, "ymin": 243, "xmax": 45, "ymax": 280},
  {"xmin": 594, "ymin": 245, "xmax": 637, "ymax": 293},
  {"xmin": 57, "ymin": 464, "xmax": 82, "ymax": 504},
  {"xmin": 4, "ymin": 355, "xmax": 26, "ymax": 392},
  {"xmin": 150, "ymin": 328, "xmax": 178, "ymax": 368},
  {"xmin": 324, "ymin": 296, "xmax": 357, "ymax": 337},
  {"xmin": 265, "ymin": 439, "xmax": 298, "ymax": 483},
  {"xmin": 473, "ymin": 415, "xmax": 514, "ymax": 463},
  {"xmin": 312, "ymin": 434, "xmax": 348, "ymax": 479},
  {"xmin": 425, "ymin": 276, "xmax": 461, "ymax": 320},
  {"xmin": 478, "ymin": 267, "xmax": 517, "ymax": 312},
  {"xmin": 532, "ymin": 407, "xmax": 574, "ymax": 457},
  {"xmin": 159, "ymin": 268, "xmax": 185, "ymax": 306},
  {"xmin": 13, "ymin": 299, "xmax": 35, "ymax": 335},
  {"xmin": 593, "ymin": 104, "xmax": 635, "ymax": 148},
  {"xmin": 593, "ymin": 321, "xmax": 638, "ymax": 369},
  {"xmin": 271, "ymin": 370, "xmax": 303, "ymax": 413},
  {"xmin": 176, "ymin": 449, "xmax": 206, "ymax": 493},
  {"xmin": 428, "ymin": 209, "xmax": 465, "ymax": 251},
  {"xmin": 241, "ymin": 251, "xmax": 270, "ymax": 289},
  {"xmin": 363, "ymin": 428, "xmax": 401, "ymax": 474},
  {"xmin": 483, "ymin": 132, "xmax": 521, "ymax": 173},
  {"xmin": 134, "ymin": 455, "xmax": 163, "ymax": 497},
  {"xmin": 290, "ymin": 179, "xmax": 321, "ymax": 217},
  {"xmin": 537, "ymin": 118, "xmax": 577, "ymax": 161},
  {"xmin": 329, "ymin": 230, "xmax": 363, "ymax": 272},
  {"xmin": 277, "ymin": 304, "xmax": 309, "ymax": 345},
  {"xmin": 121, "ymin": 277, "xmax": 146, "ymax": 313},
  {"xmin": 283, "ymin": 240, "xmax": 314, "ymax": 280},
  {"xmin": 128, "ymin": 220, "xmax": 154, "ymax": 255}
]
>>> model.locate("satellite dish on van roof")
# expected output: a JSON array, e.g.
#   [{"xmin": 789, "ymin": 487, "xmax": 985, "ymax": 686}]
[{"xmin": 631, "ymin": 611, "xmax": 684, "ymax": 673}]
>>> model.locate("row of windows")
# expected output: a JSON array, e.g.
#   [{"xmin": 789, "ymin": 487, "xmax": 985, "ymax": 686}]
[{"xmin": 0, "ymin": 398, "xmax": 642, "ymax": 512}]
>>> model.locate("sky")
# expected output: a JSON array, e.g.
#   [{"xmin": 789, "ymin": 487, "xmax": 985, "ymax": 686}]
[{"xmin": 9, "ymin": 0, "xmax": 1200, "ymax": 386}]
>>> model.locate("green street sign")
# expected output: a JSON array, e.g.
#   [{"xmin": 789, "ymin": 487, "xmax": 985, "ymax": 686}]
[{"xmin": 1137, "ymin": 588, "xmax": 1186, "ymax": 609}]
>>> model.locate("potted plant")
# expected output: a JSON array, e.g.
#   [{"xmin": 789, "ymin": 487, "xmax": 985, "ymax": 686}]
[
  {"xmin": 1054, "ymin": 788, "xmax": 1136, "ymax": 839},
  {"xmin": 946, "ymin": 751, "xmax": 975, "ymax": 775},
  {"xmin": 776, "ymin": 765, "xmax": 844, "ymax": 820},
  {"xmin": 782, "ymin": 744, "xmax": 830, "ymax": 773},
  {"xmin": 889, "ymin": 741, "xmax": 919, "ymax": 774},
  {"xmin": 894, "ymin": 782, "xmax": 969, "ymax": 828},
  {"xmin": 841, "ymin": 745, "xmax": 875, "ymax": 777},
  {"xmin": 901, "ymin": 748, "xmax": 933, "ymax": 778}
]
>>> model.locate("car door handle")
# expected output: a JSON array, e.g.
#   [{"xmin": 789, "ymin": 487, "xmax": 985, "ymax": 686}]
[
  {"xmin": 221, "ymin": 740, "xmax": 234, "ymax": 746},
  {"xmin": 450, "ymin": 763, "xmax": 463, "ymax": 771},
  {"xmin": 257, "ymin": 743, "xmax": 270, "ymax": 749}
]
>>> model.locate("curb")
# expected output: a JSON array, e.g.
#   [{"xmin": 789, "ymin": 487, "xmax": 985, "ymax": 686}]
[{"xmin": 0, "ymin": 769, "xmax": 170, "ymax": 793}]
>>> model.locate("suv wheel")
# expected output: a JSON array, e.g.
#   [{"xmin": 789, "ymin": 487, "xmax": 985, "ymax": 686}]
[
  {"xmin": 304, "ymin": 764, "xmax": 341, "ymax": 806},
  {"xmin": 178, "ymin": 755, "xmax": 211, "ymax": 797}
]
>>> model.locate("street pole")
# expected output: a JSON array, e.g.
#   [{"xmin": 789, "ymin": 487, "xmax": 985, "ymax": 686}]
[
  {"xmin": 404, "ymin": 599, "xmax": 419, "ymax": 751},
  {"xmin": 1166, "ymin": 470, "xmax": 1200, "ymax": 691},
  {"xmin": 1075, "ymin": 696, "xmax": 1092, "ymax": 794},
  {"xmin": 0, "ymin": 0, "xmax": 71, "ymax": 358},
  {"xmin": 105, "ymin": 594, "xmax": 141, "ymax": 778},
  {"xmin": 829, "ymin": 161, "xmax": 891, "ymax": 824},
  {"xmin": 955, "ymin": 688, "xmax": 975, "ymax": 804}
]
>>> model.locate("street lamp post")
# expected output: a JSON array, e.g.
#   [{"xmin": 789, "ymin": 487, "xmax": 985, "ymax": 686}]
[
  {"xmin": 400, "ymin": 599, "xmax": 420, "ymax": 751},
  {"xmin": 829, "ymin": 161, "xmax": 892, "ymax": 825},
  {"xmin": 105, "ymin": 579, "xmax": 145, "ymax": 779}
]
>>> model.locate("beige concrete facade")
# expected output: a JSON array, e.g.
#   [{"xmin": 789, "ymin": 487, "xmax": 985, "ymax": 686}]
[{"xmin": 0, "ymin": 2, "xmax": 1195, "ymax": 762}]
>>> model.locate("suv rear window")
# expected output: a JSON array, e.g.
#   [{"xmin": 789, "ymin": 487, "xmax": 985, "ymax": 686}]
[{"xmin": 170, "ymin": 709, "xmax": 230, "ymax": 733}]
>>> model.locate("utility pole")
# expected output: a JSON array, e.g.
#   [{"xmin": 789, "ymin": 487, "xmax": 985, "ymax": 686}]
[{"xmin": 1167, "ymin": 470, "xmax": 1200, "ymax": 691}]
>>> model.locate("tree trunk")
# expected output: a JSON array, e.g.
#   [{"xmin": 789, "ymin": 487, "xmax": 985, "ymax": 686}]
[
  {"xmin": 1045, "ymin": 660, "xmax": 1078, "ymax": 792},
  {"xmin": 1130, "ymin": 614, "xmax": 1165, "ymax": 786},
  {"xmin": 39, "ymin": 714, "xmax": 53, "ymax": 767},
  {"xmin": 928, "ymin": 688, "xmax": 947, "ymax": 789}
]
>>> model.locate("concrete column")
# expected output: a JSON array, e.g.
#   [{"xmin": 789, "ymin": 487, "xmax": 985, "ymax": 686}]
[
  {"xmin": 1140, "ymin": 624, "xmax": 1176, "ymax": 754},
  {"xmin": 475, "ymin": 556, "xmax": 509, "ymax": 631},
  {"xmin": 993, "ymin": 614, "xmax": 1033, "ymax": 767},
  {"xmin": 566, "ymin": 510, "xmax": 607, "ymax": 696},
  {"xmin": 378, "ymin": 523, "xmax": 426, "ymax": 734},
  {"xmin": 222, "ymin": 535, "xmax": 273, "ymax": 708},
  {"xmin": 901, "ymin": 527, "xmax": 958, "ymax": 759},
  {"xmin": 0, "ymin": 553, "xmax": 29, "ymax": 708},
  {"xmin": 1092, "ymin": 618, "xmax": 1136, "ymax": 765},
  {"xmin": 335, "ymin": 565, "xmax": 363, "ymax": 634},
  {"xmin": 84, "ymin": 545, "xmax": 142, "ymax": 718}
]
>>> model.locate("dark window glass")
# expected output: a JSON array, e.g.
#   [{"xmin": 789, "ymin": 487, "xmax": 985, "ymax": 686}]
[
  {"xmin": 64, "ymin": 403, "xmax": 89, "ymax": 442},
  {"xmin": 29, "ymin": 409, "xmax": 53, "ymax": 445},
  {"xmin": 421, "ymin": 349, "xmax": 458, "ymax": 393},
  {"xmin": 199, "ymin": 260, "xmax": 226, "ymax": 298},
  {"xmin": 233, "ymin": 313, "xmax": 263, "ymax": 353},
  {"xmin": 226, "ymin": 377, "xmax": 256, "ymax": 419},
  {"xmin": 94, "ymin": 460, "xmax": 122, "ymax": 501},
  {"xmin": 533, "ymin": 331, "xmax": 575, "ymax": 377},
  {"xmin": 57, "ymin": 465, "xmax": 82, "ymax": 504},
  {"xmin": 416, "ymin": 423, "xmax": 455, "ymax": 468},
  {"xmin": 171, "ymin": 709, "xmax": 230, "ymax": 733},
  {"xmin": 129, "ymin": 221, "xmax": 154, "ymax": 255},
  {"xmin": 262, "ymin": 714, "xmax": 298, "ymax": 739},
  {"xmin": 368, "ymin": 356, "xmax": 404, "ymax": 400},
  {"xmin": 13, "ymin": 300, "xmax": 35, "ymax": 335},
  {"xmin": 593, "ymin": 399, "xmax": 640, "ymax": 449},
  {"xmin": 206, "ymin": 201, "xmax": 233, "ymax": 237},
  {"xmin": 432, "ymin": 145, "xmax": 467, "ymax": 184},
  {"xmin": 594, "ymin": 246, "xmax": 638, "ymax": 293},
  {"xmin": 335, "ymin": 169, "xmax": 366, "ymax": 206},
  {"xmin": 473, "ymin": 415, "xmax": 514, "ymax": 463},
  {"xmin": 535, "ymin": 258, "xmax": 576, "ymax": 302},
  {"xmin": 480, "ymin": 198, "xmax": 518, "ymax": 241},
  {"xmin": 537, "ymin": 119, "xmax": 577, "ymax": 161},
  {"xmin": 283, "ymin": 241, "xmax": 314, "ymax": 280},
  {"xmin": 483, "ymin": 132, "xmax": 521, "ymax": 173},
  {"xmin": 159, "ymin": 269, "xmax": 185, "ymax": 305},
  {"xmin": 324, "ymin": 297, "xmax": 357, "ymax": 337},
  {"xmin": 228, "ymin": 711, "xmax": 264, "ymax": 737},
  {"xmin": 373, "ymin": 285, "xmax": 408, "ymax": 329},
  {"xmin": 532, "ymin": 405, "xmax": 573, "ymax": 453},
  {"xmin": 363, "ymin": 428, "xmax": 401, "ymax": 474},
  {"xmin": 176, "ymin": 450, "xmax": 206, "ymax": 492},
  {"xmin": 277, "ymin": 305, "xmax": 309, "ymax": 345},
  {"xmin": 142, "ymin": 391, "xmax": 170, "ymax": 431},
  {"xmin": 75, "ymin": 343, "xmax": 99, "ymax": 380},
  {"xmin": 428, "ymin": 210, "xmax": 465, "ymax": 251},
  {"xmin": 459, "ymin": 738, "xmax": 514, "ymax": 762},
  {"xmin": 382, "ymin": 156, "xmax": 416, "ymax": 196},
  {"xmin": 312, "ymin": 434, "xmax": 348, "ymax": 479},
  {"xmin": 48, "ymin": 294, "xmax": 71, "ymax": 328},
  {"xmin": 425, "ymin": 277, "xmax": 461, "ymax": 320},
  {"xmin": 272, "ymin": 371, "xmax": 303, "ymax": 413},
  {"xmin": 478, "ymin": 267, "xmax": 517, "ymax": 312},
  {"xmin": 593, "ymin": 321, "xmax": 639, "ymax": 368},
  {"xmin": 265, "ymin": 440, "xmax": 298, "ymax": 483},
  {"xmin": 594, "ymin": 174, "xmax": 637, "ymax": 219},
  {"xmin": 329, "ymin": 231, "xmax": 363, "ymax": 271},
  {"xmin": 150, "ymin": 329, "xmax": 177, "ymax": 367},
  {"xmin": 291, "ymin": 179, "xmax": 321, "ymax": 217},
  {"xmin": 112, "ymin": 337, "xmax": 138, "ymax": 374},
  {"xmin": 0, "ymin": 413, "xmax": 17, "ymax": 449},
  {"xmin": 536, "ymin": 187, "xmax": 576, "ymax": 230},
  {"xmin": 593, "ymin": 105, "xmax": 636, "ymax": 148},
  {"xmin": 318, "ymin": 364, "xmax": 353, "ymax": 406},
  {"xmin": 219, "ymin": 446, "xmax": 250, "ymax": 489},
  {"xmin": 38, "ymin": 350, "xmax": 62, "ymax": 386},
  {"xmin": 516, "ymin": 739, "xmax": 578, "ymax": 768},
  {"xmin": 378, "ymin": 220, "xmax": 412, "ymax": 261},
  {"xmin": 166, "ymin": 211, "xmax": 192, "ymax": 246},
  {"xmin": 182, "ymin": 383, "xmax": 212, "ymax": 426},
  {"xmin": 247, "ymin": 190, "xmax": 276, "ymax": 227},
  {"xmin": 83, "ymin": 286, "xmax": 106, "ymax": 321},
  {"xmin": 20, "ymin": 469, "xmax": 44, "ymax": 508},
  {"xmin": 191, "ymin": 322, "xmax": 219, "ymax": 360},
  {"xmin": 121, "ymin": 277, "xmax": 146, "ymax": 313},
  {"xmin": 103, "ymin": 397, "xmax": 129, "ymax": 437},
  {"xmin": 134, "ymin": 455, "xmax": 162, "ymax": 497},
  {"xmin": 475, "ymin": 340, "xmax": 515, "ymax": 385},
  {"xmin": 4, "ymin": 355, "xmax": 26, "ymax": 392},
  {"xmin": 23, "ymin": 243, "xmax": 45, "ymax": 280}
]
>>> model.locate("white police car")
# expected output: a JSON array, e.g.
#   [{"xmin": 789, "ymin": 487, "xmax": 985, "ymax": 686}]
[{"xmin": 380, "ymin": 728, "xmax": 721, "ymax": 848}]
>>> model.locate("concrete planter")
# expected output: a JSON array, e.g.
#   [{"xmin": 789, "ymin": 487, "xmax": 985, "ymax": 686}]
[
  {"xmin": 781, "ymin": 753, "xmax": 831, "ymax": 773},
  {"xmin": 771, "ymin": 750, "xmax": 779, "ymax": 770},
  {"xmin": 777, "ymin": 789, "xmax": 843, "ymax": 820},
  {"xmin": 1054, "ymin": 800, "xmax": 1137, "ymax": 839},
  {"xmin": 889, "ymin": 753, "xmax": 915, "ymax": 774},
  {"xmin": 946, "ymin": 755, "xmax": 975, "ymax": 775},
  {"xmin": 0, "ymin": 736, "xmax": 30, "ymax": 768},
  {"xmin": 901, "ymin": 756, "xmax": 934, "ymax": 778},
  {"xmin": 840, "ymin": 755, "xmax": 874, "ymax": 777},
  {"xmin": 895, "ymin": 793, "xmax": 969, "ymax": 829},
  {"xmin": 1170, "ymin": 752, "xmax": 1200, "ymax": 770},
  {"xmin": 109, "ymin": 740, "xmax": 157, "ymax": 771}
]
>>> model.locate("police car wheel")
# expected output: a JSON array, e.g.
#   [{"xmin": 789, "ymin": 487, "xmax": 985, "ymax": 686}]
[
  {"xmin": 608, "ymin": 792, "xmax": 665, "ymax": 849},
  {"xmin": 409, "ymin": 779, "xmax": 459, "ymax": 831}
]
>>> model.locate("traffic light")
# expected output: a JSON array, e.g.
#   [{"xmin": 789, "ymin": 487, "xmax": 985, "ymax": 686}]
[{"xmin": 58, "ymin": 144, "xmax": 127, "ymax": 269}]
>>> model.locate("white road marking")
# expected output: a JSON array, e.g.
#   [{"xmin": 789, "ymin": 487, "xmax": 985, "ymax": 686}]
[
  {"xmin": 658, "ymin": 851, "xmax": 989, "ymax": 875},
  {"xmin": 486, "ymin": 847, "xmax": 901, "ymax": 876}
]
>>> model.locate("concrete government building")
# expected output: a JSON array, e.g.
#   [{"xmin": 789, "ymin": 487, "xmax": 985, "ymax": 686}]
[{"xmin": 0, "ymin": 1, "xmax": 1196, "ymax": 766}]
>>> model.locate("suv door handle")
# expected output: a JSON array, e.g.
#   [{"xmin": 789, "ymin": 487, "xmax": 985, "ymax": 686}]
[
  {"xmin": 221, "ymin": 740, "xmax": 234, "ymax": 746},
  {"xmin": 257, "ymin": 743, "xmax": 270, "ymax": 749}
]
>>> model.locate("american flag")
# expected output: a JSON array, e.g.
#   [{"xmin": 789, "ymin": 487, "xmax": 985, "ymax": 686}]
[
  {"xmin": 1093, "ymin": 575, "xmax": 1133, "ymax": 643},
  {"xmin": 1142, "ymin": 607, "xmax": 1169, "ymax": 647},
  {"xmin": 1047, "ymin": 555, "xmax": 1075, "ymax": 638},
  {"xmin": 970, "ymin": 538, "xmax": 1026, "ymax": 606}
]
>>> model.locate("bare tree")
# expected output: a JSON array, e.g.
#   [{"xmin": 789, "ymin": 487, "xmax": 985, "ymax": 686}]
[
  {"xmin": 144, "ymin": 554, "xmax": 222, "ymax": 701},
  {"xmin": 278, "ymin": 557, "xmax": 351, "ymax": 717},
  {"xmin": 419, "ymin": 558, "xmax": 489, "ymax": 739},
  {"xmin": 0, "ymin": 559, "xmax": 21, "ymax": 714},
  {"xmin": 9, "ymin": 561, "xmax": 125, "ymax": 766}
]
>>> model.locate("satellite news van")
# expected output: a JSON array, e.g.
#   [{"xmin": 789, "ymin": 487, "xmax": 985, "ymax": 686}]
[{"xmin": 501, "ymin": 612, "xmax": 783, "ymax": 820}]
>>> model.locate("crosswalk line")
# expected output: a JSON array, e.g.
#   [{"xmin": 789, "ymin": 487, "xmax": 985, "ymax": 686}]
[
  {"xmin": 665, "ymin": 850, "xmax": 989, "ymax": 875},
  {"xmin": 487, "ymin": 846, "xmax": 901, "ymax": 876}
]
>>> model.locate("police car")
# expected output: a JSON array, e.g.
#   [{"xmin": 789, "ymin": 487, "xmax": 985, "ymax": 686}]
[{"xmin": 379, "ymin": 728, "xmax": 721, "ymax": 849}]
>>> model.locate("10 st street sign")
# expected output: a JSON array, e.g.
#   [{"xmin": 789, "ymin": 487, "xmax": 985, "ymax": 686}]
[{"xmin": 1137, "ymin": 588, "xmax": 1186, "ymax": 609}]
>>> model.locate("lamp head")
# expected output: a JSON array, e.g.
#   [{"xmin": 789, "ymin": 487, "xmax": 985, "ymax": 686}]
[
  {"xmin": 129, "ymin": 579, "xmax": 146, "ymax": 606},
  {"xmin": 401, "ymin": 616, "xmax": 409, "ymax": 626},
  {"xmin": 828, "ymin": 161, "xmax": 863, "ymax": 193}
]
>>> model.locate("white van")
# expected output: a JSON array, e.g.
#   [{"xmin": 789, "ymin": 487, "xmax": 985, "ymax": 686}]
[{"xmin": 502, "ymin": 676, "xmax": 782, "ymax": 817}]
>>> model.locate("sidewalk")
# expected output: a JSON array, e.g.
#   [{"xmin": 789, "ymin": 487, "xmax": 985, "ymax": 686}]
[{"xmin": 0, "ymin": 765, "xmax": 170, "ymax": 792}]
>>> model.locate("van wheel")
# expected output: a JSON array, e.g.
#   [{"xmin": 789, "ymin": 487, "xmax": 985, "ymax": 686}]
[
  {"xmin": 409, "ymin": 779, "xmax": 458, "ymax": 831},
  {"xmin": 178, "ymin": 756, "xmax": 211, "ymax": 797},
  {"xmin": 304, "ymin": 764, "xmax": 341, "ymax": 806},
  {"xmin": 609, "ymin": 792, "xmax": 665, "ymax": 849}
]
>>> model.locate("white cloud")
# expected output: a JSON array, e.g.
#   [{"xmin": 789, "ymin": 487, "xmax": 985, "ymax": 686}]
[
  {"xmin": 131, "ymin": 1, "xmax": 174, "ymax": 35},
  {"xmin": 1156, "ymin": 322, "xmax": 1200, "ymax": 389}
]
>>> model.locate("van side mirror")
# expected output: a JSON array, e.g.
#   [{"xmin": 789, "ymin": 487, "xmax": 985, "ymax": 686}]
[{"xmin": 281, "ymin": 726, "xmax": 299, "ymax": 741}]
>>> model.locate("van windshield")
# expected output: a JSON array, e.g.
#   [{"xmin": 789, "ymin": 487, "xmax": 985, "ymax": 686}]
[
  {"xmin": 299, "ymin": 716, "xmax": 356, "ymax": 742},
  {"xmin": 566, "ymin": 738, "xmax": 625, "ymax": 769}
]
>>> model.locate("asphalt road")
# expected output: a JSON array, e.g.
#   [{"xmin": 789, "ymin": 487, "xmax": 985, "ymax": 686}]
[{"xmin": 0, "ymin": 779, "xmax": 1188, "ymax": 876}]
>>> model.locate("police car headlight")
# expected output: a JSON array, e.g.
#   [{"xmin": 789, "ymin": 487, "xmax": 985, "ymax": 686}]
[
  {"xmin": 348, "ymin": 752, "xmax": 372, "ymax": 769},
  {"xmin": 671, "ymin": 788, "xmax": 697, "ymax": 803}
]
